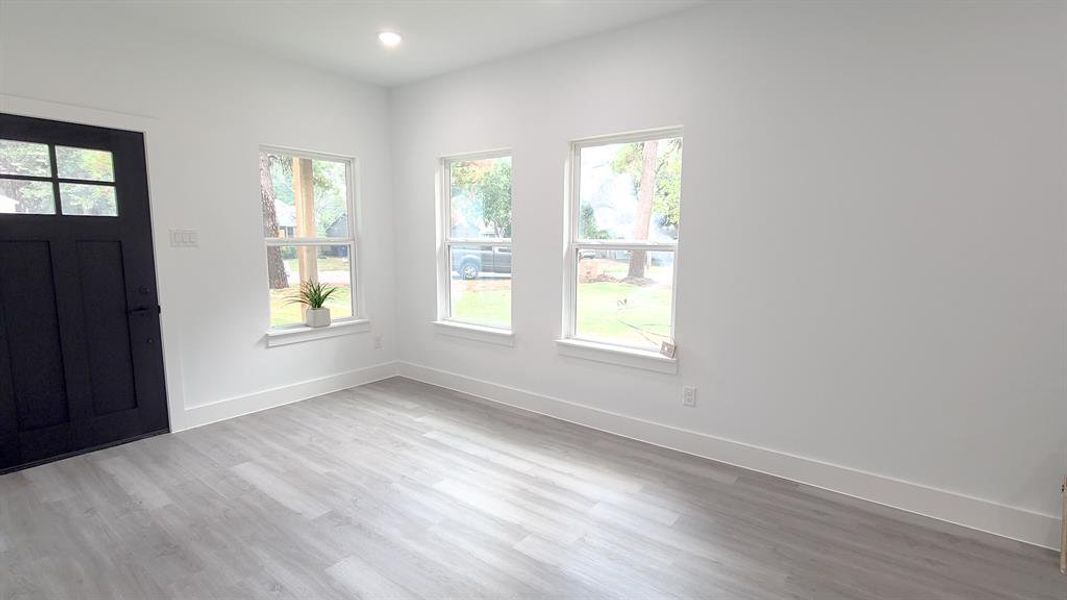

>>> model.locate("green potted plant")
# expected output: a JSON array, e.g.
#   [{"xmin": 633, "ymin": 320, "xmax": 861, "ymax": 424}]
[{"xmin": 291, "ymin": 281, "xmax": 339, "ymax": 328}]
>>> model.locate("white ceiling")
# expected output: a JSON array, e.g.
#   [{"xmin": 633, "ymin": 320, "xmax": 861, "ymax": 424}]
[{"xmin": 43, "ymin": 0, "xmax": 706, "ymax": 87}]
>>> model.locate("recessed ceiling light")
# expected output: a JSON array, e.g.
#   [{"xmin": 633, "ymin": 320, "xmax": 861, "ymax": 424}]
[{"xmin": 378, "ymin": 31, "xmax": 402, "ymax": 48}]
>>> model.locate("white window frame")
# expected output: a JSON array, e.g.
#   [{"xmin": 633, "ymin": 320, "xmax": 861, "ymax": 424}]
[
  {"xmin": 560, "ymin": 128, "xmax": 682, "ymax": 371},
  {"xmin": 435, "ymin": 149, "xmax": 514, "ymax": 340},
  {"xmin": 261, "ymin": 145, "xmax": 365, "ymax": 337}
]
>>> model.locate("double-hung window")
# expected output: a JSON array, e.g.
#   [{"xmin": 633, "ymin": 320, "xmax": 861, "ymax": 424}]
[
  {"xmin": 437, "ymin": 151, "xmax": 513, "ymax": 331},
  {"xmin": 564, "ymin": 129, "xmax": 683, "ymax": 353},
  {"xmin": 259, "ymin": 148, "xmax": 360, "ymax": 329}
]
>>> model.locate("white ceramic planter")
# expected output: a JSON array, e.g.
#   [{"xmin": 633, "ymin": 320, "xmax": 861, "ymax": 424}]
[{"xmin": 304, "ymin": 307, "xmax": 331, "ymax": 328}]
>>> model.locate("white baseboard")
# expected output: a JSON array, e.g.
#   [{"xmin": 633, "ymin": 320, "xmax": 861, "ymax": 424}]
[
  {"xmin": 397, "ymin": 361, "xmax": 1062, "ymax": 551},
  {"xmin": 176, "ymin": 362, "xmax": 400, "ymax": 431}
]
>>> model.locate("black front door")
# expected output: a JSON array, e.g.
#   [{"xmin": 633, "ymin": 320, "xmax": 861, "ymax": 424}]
[{"xmin": 0, "ymin": 113, "xmax": 168, "ymax": 472}]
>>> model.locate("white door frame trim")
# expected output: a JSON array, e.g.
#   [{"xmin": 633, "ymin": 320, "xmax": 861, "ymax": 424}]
[{"xmin": 1, "ymin": 93, "xmax": 188, "ymax": 430}]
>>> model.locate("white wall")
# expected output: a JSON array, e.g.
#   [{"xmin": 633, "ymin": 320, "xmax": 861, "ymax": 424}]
[
  {"xmin": 391, "ymin": 1, "xmax": 1067, "ymax": 548},
  {"xmin": 0, "ymin": 4, "xmax": 399, "ymax": 430}
]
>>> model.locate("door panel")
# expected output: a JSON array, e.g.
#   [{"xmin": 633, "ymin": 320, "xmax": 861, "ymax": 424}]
[
  {"xmin": 0, "ymin": 240, "xmax": 69, "ymax": 430},
  {"xmin": 76, "ymin": 240, "xmax": 137, "ymax": 415},
  {"xmin": 0, "ymin": 113, "xmax": 168, "ymax": 472}
]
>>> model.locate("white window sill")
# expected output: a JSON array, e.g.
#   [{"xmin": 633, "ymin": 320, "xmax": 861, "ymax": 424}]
[
  {"xmin": 265, "ymin": 318, "xmax": 371, "ymax": 347},
  {"xmin": 555, "ymin": 338, "xmax": 678, "ymax": 374},
  {"xmin": 432, "ymin": 320, "xmax": 514, "ymax": 347}
]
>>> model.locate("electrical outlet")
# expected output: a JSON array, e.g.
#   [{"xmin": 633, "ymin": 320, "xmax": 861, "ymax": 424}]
[
  {"xmin": 682, "ymin": 386, "xmax": 697, "ymax": 407},
  {"xmin": 373, "ymin": 335, "xmax": 384, "ymax": 350}
]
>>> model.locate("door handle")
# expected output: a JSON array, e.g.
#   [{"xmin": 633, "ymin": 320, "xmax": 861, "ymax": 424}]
[{"xmin": 127, "ymin": 305, "xmax": 161, "ymax": 316}]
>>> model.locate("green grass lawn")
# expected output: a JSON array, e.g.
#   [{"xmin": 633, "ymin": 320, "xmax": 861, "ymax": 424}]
[
  {"xmin": 576, "ymin": 281, "xmax": 672, "ymax": 349},
  {"xmin": 269, "ymin": 285, "xmax": 352, "ymax": 327},
  {"xmin": 451, "ymin": 280, "xmax": 512, "ymax": 329},
  {"xmin": 448, "ymin": 276, "xmax": 671, "ymax": 349}
]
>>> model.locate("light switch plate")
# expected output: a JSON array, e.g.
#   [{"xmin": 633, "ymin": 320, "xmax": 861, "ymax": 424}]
[{"xmin": 169, "ymin": 229, "xmax": 199, "ymax": 247}]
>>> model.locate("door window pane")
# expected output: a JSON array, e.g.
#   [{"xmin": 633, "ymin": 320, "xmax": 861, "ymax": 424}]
[
  {"xmin": 575, "ymin": 249, "xmax": 674, "ymax": 350},
  {"xmin": 0, "ymin": 140, "xmax": 51, "ymax": 177},
  {"xmin": 0, "ymin": 178, "xmax": 55, "ymax": 214},
  {"xmin": 578, "ymin": 137, "xmax": 682, "ymax": 242},
  {"xmin": 59, "ymin": 183, "xmax": 117, "ymax": 216},
  {"xmin": 448, "ymin": 156, "xmax": 512, "ymax": 239},
  {"xmin": 449, "ymin": 244, "xmax": 512, "ymax": 329},
  {"xmin": 267, "ymin": 244, "xmax": 353, "ymax": 327},
  {"xmin": 56, "ymin": 146, "xmax": 114, "ymax": 182},
  {"xmin": 260, "ymin": 152, "xmax": 349, "ymax": 239}
]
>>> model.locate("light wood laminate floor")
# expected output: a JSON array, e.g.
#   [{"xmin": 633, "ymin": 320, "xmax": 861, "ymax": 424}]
[{"xmin": 0, "ymin": 377, "xmax": 1062, "ymax": 599}]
